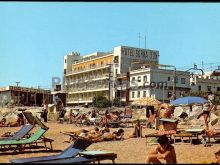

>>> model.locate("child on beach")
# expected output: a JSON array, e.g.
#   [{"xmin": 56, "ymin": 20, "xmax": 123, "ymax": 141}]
[
  {"xmin": 130, "ymin": 119, "xmax": 142, "ymax": 138},
  {"xmin": 146, "ymin": 135, "xmax": 177, "ymax": 164}
]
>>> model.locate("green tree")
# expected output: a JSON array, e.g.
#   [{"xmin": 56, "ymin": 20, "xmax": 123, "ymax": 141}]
[{"xmin": 92, "ymin": 95, "xmax": 110, "ymax": 108}]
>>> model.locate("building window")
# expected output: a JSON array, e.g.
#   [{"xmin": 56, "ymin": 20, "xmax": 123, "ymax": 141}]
[
  {"xmin": 115, "ymin": 69, "xmax": 118, "ymax": 75},
  {"xmin": 114, "ymin": 56, "xmax": 119, "ymax": 63},
  {"xmin": 65, "ymin": 59, "xmax": 67, "ymax": 64},
  {"xmin": 217, "ymin": 87, "xmax": 220, "ymax": 91},
  {"xmin": 168, "ymin": 77, "xmax": 170, "ymax": 81},
  {"xmin": 181, "ymin": 78, "xmax": 186, "ymax": 84},
  {"xmin": 143, "ymin": 75, "xmax": 147, "ymax": 82},
  {"xmin": 131, "ymin": 77, "xmax": 135, "ymax": 83},
  {"xmin": 207, "ymin": 86, "xmax": 211, "ymax": 91},
  {"xmin": 143, "ymin": 91, "xmax": 146, "ymax": 97},
  {"xmin": 167, "ymin": 91, "xmax": 172, "ymax": 98},
  {"xmin": 175, "ymin": 77, "xmax": 178, "ymax": 83},
  {"xmin": 132, "ymin": 92, "xmax": 135, "ymax": 98},
  {"xmin": 137, "ymin": 91, "xmax": 140, "ymax": 98},
  {"xmin": 137, "ymin": 76, "xmax": 141, "ymax": 82},
  {"xmin": 198, "ymin": 85, "xmax": 201, "ymax": 91}
]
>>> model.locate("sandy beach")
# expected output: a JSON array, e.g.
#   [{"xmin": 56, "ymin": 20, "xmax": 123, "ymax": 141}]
[{"xmin": 0, "ymin": 121, "xmax": 219, "ymax": 164}]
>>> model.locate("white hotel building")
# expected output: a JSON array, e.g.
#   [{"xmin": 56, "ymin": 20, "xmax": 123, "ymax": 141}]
[{"xmin": 64, "ymin": 45, "xmax": 160, "ymax": 106}]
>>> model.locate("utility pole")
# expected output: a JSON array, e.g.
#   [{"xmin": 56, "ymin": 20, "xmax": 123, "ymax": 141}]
[
  {"xmin": 138, "ymin": 32, "xmax": 141, "ymax": 48},
  {"xmin": 15, "ymin": 81, "xmax": 20, "ymax": 105},
  {"xmin": 172, "ymin": 67, "xmax": 177, "ymax": 100},
  {"xmin": 15, "ymin": 81, "xmax": 20, "ymax": 87},
  {"xmin": 107, "ymin": 64, "xmax": 113, "ymax": 108}
]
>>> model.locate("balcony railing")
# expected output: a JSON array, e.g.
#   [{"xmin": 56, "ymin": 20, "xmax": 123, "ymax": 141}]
[{"xmin": 66, "ymin": 64, "xmax": 110, "ymax": 75}]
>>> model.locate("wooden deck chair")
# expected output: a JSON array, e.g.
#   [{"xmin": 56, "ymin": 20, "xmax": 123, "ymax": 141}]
[
  {"xmin": 0, "ymin": 111, "xmax": 35, "ymax": 140},
  {"xmin": 31, "ymin": 156, "xmax": 96, "ymax": 164},
  {"xmin": 0, "ymin": 124, "xmax": 34, "ymax": 141},
  {"xmin": 10, "ymin": 138, "xmax": 92, "ymax": 163},
  {"xmin": 22, "ymin": 112, "xmax": 54, "ymax": 150},
  {"xmin": 0, "ymin": 127, "xmax": 48, "ymax": 153},
  {"xmin": 79, "ymin": 150, "xmax": 117, "ymax": 164},
  {"xmin": 31, "ymin": 150, "xmax": 117, "ymax": 164}
]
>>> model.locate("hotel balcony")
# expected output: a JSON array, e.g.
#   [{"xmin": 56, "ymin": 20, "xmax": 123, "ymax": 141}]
[{"xmin": 65, "ymin": 64, "xmax": 110, "ymax": 76}]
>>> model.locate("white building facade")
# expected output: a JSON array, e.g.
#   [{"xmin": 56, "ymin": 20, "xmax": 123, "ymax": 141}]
[
  {"xmin": 129, "ymin": 67, "xmax": 191, "ymax": 102},
  {"xmin": 190, "ymin": 72, "xmax": 220, "ymax": 93}
]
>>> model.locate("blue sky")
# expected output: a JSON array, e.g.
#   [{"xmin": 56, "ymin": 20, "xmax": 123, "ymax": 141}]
[{"xmin": 1, "ymin": 2, "xmax": 220, "ymax": 89}]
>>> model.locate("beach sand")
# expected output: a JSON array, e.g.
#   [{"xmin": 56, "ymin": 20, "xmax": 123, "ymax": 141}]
[{"xmin": 0, "ymin": 122, "xmax": 219, "ymax": 164}]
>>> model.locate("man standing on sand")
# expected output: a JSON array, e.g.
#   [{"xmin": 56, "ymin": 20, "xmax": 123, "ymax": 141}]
[{"xmin": 146, "ymin": 135, "xmax": 177, "ymax": 164}]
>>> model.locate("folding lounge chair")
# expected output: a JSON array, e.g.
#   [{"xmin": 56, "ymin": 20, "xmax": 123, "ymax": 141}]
[
  {"xmin": 0, "ymin": 112, "xmax": 50, "ymax": 153},
  {"xmin": 0, "ymin": 124, "xmax": 34, "ymax": 141},
  {"xmin": 22, "ymin": 112, "xmax": 54, "ymax": 150},
  {"xmin": 32, "ymin": 150, "xmax": 117, "ymax": 164},
  {"xmin": 32, "ymin": 156, "xmax": 96, "ymax": 164},
  {"xmin": 0, "ymin": 111, "xmax": 35, "ymax": 141},
  {"xmin": 0, "ymin": 127, "xmax": 48, "ymax": 153},
  {"xmin": 79, "ymin": 150, "xmax": 117, "ymax": 164},
  {"xmin": 10, "ymin": 137, "xmax": 92, "ymax": 163}
]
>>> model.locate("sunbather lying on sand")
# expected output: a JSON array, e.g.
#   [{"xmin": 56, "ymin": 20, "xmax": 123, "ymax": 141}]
[
  {"xmin": 146, "ymin": 135, "xmax": 177, "ymax": 164},
  {"xmin": 5, "ymin": 113, "xmax": 25, "ymax": 127},
  {"xmin": 64, "ymin": 127, "xmax": 125, "ymax": 143}
]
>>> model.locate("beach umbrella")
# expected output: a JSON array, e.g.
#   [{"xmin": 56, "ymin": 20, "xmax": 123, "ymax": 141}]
[
  {"xmin": 131, "ymin": 97, "xmax": 161, "ymax": 110},
  {"xmin": 171, "ymin": 96, "xmax": 209, "ymax": 121},
  {"xmin": 132, "ymin": 97, "xmax": 161, "ymax": 106},
  {"xmin": 170, "ymin": 96, "xmax": 208, "ymax": 106}
]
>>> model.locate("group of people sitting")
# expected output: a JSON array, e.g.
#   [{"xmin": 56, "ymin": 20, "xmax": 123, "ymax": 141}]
[
  {"xmin": 64, "ymin": 126, "xmax": 125, "ymax": 143},
  {"xmin": 0, "ymin": 113, "xmax": 25, "ymax": 127},
  {"xmin": 66, "ymin": 109, "xmax": 125, "ymax": 128}
]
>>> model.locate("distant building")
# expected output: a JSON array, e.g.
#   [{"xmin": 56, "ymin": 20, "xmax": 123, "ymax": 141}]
[
  {"xmin": 0, "ymin": 86, "xmax": 52, "ymax": 107},
  {"xmin": 64, "ymin": 45, "xmax": 159, "ymax": 106},
  {"xmin": 190, "ymin": 71, "xmax": 220, "ymax": 93},
  {"xmin": 129, "ymin": 66, "xmax": 191, "ymax": 102}
]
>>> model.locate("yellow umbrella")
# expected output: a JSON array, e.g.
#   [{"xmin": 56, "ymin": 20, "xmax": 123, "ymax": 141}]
[{"xmin": 132, "ymin": 97, "xmax": 161, "ymax": 110}]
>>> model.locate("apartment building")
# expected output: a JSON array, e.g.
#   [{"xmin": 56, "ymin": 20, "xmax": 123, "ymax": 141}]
[
  {"xmin": 64, "ymin": 45, "xmax": 160, "ymax": 106},
  {"xmin": 190, "ymin": 71, "xmax": 220, "ymax": 93},
  {"xmin": 129, "ymin": 66, "xmax": 191, "ymax": 102}
]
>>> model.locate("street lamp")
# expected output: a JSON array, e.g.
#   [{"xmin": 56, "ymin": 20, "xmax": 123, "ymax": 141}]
[{"xmin": 107, "ymin": 63, "xmax": 113, "ymax": 108}]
